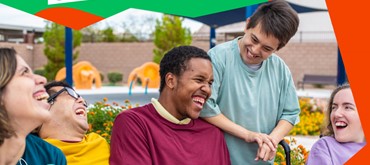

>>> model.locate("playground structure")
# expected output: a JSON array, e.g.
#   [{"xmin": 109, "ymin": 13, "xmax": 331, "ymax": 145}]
[
  {"xmin": 127, "ymin": 62, "xmax": 160, "ymax": 95},
  {"xmin": 55, "ymin": 61, "xmax": 102, "ymax": 89}
]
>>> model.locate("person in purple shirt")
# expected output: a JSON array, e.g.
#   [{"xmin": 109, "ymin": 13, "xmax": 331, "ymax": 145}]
[
  {"xmin": 110, "ymin": 46, "xmax": 231, "ymax": 165},
  {"xmin": 306, "ymin": 84, "xmax": 366, "ymax": 165}
]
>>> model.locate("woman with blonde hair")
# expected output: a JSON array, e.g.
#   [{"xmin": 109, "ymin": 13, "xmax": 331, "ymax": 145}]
[
  {"xmin": 0, "ymin": 48, "xmax": 66, "ymax": 165},
  {"xmin": 306, "ymin": 84, "xmax": 366, "ymax": 164}
]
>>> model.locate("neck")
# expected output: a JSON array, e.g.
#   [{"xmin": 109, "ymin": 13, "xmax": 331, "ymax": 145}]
[
  {"xmin": 158, "ymin": 93, "xmax": 183, "ymax": 120},
  {"xmin": 39, "ymin": 125, "xmax": 85, "ymax": 142},
  {"xmin": 0, "ymin": 135, "xmax": 26, "ymax": 165}
]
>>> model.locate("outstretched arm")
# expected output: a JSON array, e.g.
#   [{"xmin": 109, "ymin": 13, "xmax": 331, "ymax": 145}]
[{"xmin": 203, "ymin": 114, "xmax": 277, "ymax": 152}]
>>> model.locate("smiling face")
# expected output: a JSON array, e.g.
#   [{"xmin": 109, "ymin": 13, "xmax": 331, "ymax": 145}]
[
  {"xmin": 2, "ymin": 55, "xmax": 50, "ymax": 135},
  {"xmin": 330, "ymin": 88, "xmax": 364, "ymax": 143},
  {"xmin": 47, "ymin": 86, "xmax": 89, "ymax": 133},
  {"xmin": 169, "ymin": 58, "xmax": 213, "ymax": 120},
  {"xmin": 239, "ymin": 20, "xmax": 280, "ymax": 65}
]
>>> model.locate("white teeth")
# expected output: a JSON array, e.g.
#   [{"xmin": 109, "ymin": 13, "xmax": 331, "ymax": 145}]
[
  {"xmin": 35, "ymin": 93, "xmax": 49, "ymax": 101},
  {"xmin": 335, "ymin": 122, "xmax": 347, "ymax": 127},
  {"xmin": 75, "ymin": 109, "xmax": 85, "ymax": 116},
  {"xmin": 192, "ymin": 98, "xmax": 205, "ymax": 104}
]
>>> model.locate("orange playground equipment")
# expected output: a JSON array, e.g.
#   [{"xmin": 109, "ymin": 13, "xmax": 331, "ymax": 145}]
[
  {"xmin": 55, "ymin": 61, "xmax": 102, "ymax": 89},
  {"xmin": 127, "ymin": 62, "xmax": 160, "ymax": 93}
]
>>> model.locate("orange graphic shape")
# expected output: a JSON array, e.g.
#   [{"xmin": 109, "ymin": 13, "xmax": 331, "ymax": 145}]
[
  {"xmin": 128, "ymin": 62, "xmax": 160, "ymax": 89},
  {"xmin": 55, "ymin": 61, "xmax": 102, "ymax": 89},
  {"xmin": 35, "ymin": 7, "xmax": 104, "ymax": 30}
]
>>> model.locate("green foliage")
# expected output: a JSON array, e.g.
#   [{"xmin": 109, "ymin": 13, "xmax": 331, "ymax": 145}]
[
  {"xmin": 101, "ymin": 27, "xmax": 116, "ymax": 42},
  {"xmin": 120, "ymin": 32, "xmax": 139, "ymax": 42},
  {"xmin": 43, "ymin": 22, "xmax": 82, "ymax": 81},
  {"xmin": 87, "ymin": 98, "xmax": 133, "ymax": 143},
  {"xmin": 275, "ymin": 138, "xmax": 309, "ymax": 165},
  {"xmin": 81, "ymin": 24, "xmax": 101, "ymax": 43},
  {"xmin": 99, "ymin": 72, "xmax": 105, "ymax": 82},
  {"xmin": 153, "ymin": 15, "xmax": 192, "ymax": 64},
  {"xmin": 289, "ymin": 98, "xmax": 325, "ymax": 136},
  {"xmin": 33, "ymin": 68, "xmax": 45, "ymax": 76},
  {"xmin": 107, "ymin": 72, "xmax": 123, "ymax": 85}
]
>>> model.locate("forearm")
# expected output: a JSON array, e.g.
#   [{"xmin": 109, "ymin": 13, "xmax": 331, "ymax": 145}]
[
  {"xmin": 269, "ymin": 120, "xmax": 294, "ymax": 143},
  {"xmin": 202, "ymin": 113, "xmax": 252, "ymax": 141}
]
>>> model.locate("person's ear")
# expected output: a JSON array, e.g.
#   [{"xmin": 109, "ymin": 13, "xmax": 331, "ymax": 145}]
[
  {"xmin": 244, "ymin": 18, "xmax": 250, "ymax": 33},
  {"xmin": 165, "ymin": 73, "xmax": 176, "ymax": 89}
]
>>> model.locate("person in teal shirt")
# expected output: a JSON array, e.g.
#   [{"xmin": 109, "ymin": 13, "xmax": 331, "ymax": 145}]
[
  {"xmin": 0, "ymin": 48, "xmax": 66, "ymax": 165},
  {"xmin": 200, "ymin": 0, "xmax": 300, "ymax": 164},
  {"xmin": 17, "ymin": 134, "xmax": 67, "ymax": 165}
]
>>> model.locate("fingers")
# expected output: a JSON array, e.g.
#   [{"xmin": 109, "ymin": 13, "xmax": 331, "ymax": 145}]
[
  {"xmin": 256, "ymin": 134, "xmax": 276, "ymax": 151},
  {"xmin": 255, "ymin": 143, "xmax": 277, "ymax": 162}
]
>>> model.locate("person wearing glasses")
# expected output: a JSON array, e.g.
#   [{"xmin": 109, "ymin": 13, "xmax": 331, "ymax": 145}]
[
  {"xmin": 0, "ymin": 48, "xmax": 66, "ymax": 165},
  {"xmin": 37, "ymin": 81, "xmax": 110, "ymax": 165}
]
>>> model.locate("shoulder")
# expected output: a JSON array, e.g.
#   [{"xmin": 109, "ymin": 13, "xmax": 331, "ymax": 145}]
[
  {"xmin": 209, "ymin": 39, "xmax": 237, "ymax": 58},
  {"xmin": 25, "ymin": 134, "xmax": 66, "ymax": 162},
  {"xmin": 266, "ymin": 54, "xmax": 288, "ymax": 68},
  {"xmin": 115, "ymin": 104, "xmax": 152, "ymax": 122},
  {"xmin": 311, "ymin": 136, "xmax": 337, "ymax": 151}
]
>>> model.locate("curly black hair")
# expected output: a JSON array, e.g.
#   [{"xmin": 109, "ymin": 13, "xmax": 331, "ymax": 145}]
[{"xmin": 159, "ymin": 46, "xmax": 211, "ymax": 92}]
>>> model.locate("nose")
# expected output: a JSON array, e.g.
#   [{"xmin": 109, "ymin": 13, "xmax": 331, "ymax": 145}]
[
  {"xmin": 249, "ymin": 44, "xmax": 262, "ymax": 56},
  {"xmin": 76, "ymin": 96, "xmax": 87, "ymax": 107},
  {"xmin": 34, "ymin": 74, "xmax": 47, "ymax": 85},
  {"xmin": 333, "ymin": 107, "xmax": 344, "ymax": 117},
  {"xmin": 200, "ymin": 84, "xmax": 211, "ymax": 96}
]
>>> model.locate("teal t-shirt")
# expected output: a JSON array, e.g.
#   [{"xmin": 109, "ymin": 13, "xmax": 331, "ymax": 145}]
[
  {"xmin": 17, "ymin": 134, "xmax": 66, "ymax": 165},
  {"xmin": 201, "ymin": 37, "xmax": 300, "ymax": 165}
]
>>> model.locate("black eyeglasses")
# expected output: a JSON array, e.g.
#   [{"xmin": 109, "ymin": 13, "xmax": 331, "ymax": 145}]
[{"xmin": 47, "ymin": 87, "xmax": 87, "ymax": 107}]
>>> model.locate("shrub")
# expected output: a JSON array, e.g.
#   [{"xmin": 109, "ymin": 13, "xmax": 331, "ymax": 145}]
[
  {"xmin": 87, "ymin": 98, "xmax": 136, "ymax": 143},
  {"xmin": 274, "ymin": 138, "xmax": 309, "ymax": 165},
  {"xmin": 107, "ymin": 72, "xmax": 123, "ymax": 85},
  {"xmin": 100, "ymin": 72, "xmax": 105, "ymax": 82},
  {"xmin": 289, "ymin": 98, "xmax": 325, "ymax": 136},
  {"xmin": 34, "ymin": 68, "xmax": 45, "ymax": 76}
]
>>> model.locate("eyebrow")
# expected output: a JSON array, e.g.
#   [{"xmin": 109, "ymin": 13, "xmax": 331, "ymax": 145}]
[
  {"xmin": 251, "ymin": 34, "xmax": 274, "ymax": 50},
  {"xmin": 332, "ymin": 102, "xmax": 355, "ymax": 106}
]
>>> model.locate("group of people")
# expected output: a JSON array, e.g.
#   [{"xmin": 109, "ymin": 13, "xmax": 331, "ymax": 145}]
[{"xmin": 0, "ymin": 0, "xmax": 365, "ymax": 165}]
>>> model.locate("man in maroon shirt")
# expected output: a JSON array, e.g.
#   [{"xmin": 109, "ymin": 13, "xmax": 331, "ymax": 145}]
[{"xmin": 110, "ymin": 46, "xmax": 231, "ymax": 165}]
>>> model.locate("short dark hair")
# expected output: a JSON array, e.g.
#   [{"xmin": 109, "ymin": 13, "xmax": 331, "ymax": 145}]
[
  {"xmin": 247, "ymin": 0, "xmax": 299, "ymax": 50},
  {"xmin": 159, "ymin": 46, "xmax": 211, "ymax": 92},
  {"xmin": 45, "ymin": 81, "xmax": 73, "ymax": 96}
]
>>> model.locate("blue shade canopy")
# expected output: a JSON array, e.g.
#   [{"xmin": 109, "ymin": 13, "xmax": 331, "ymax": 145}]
[{"xmin": 188, "ymin": 2, "xmax": 327, "ymax": 28}]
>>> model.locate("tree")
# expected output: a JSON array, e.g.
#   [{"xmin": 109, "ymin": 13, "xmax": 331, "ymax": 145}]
[
  {"xmin": 43, "ymin": 22, "xmax": 82, "ymax": 81},
  {"xmin": 153, "ymin": 15, "xmax": 192, "ymax": 63},
  {"xmin": 101, "ymin": 27, "xmax": 117, "ymax": 42}
]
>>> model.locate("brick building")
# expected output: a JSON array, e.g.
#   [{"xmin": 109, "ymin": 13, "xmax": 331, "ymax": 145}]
[{"xmin": 0, "ymin": 40, "xmax": 337, "ymax": 88}]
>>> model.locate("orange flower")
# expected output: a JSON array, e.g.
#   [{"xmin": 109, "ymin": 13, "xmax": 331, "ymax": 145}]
[
  {"xmin": 113, "ymin": 102, "xmax": 119, "ymax": 106},
  {"xmin": 103, "ymin": 97, "xmax": 108, "ymax": 102},
  {"xmin": 124, "ymin": 99, "xmax": 130, "ymax": 103},
  {"xmin": 107, "ymin": 111, "xmax": 113, "ymax": 116}
]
